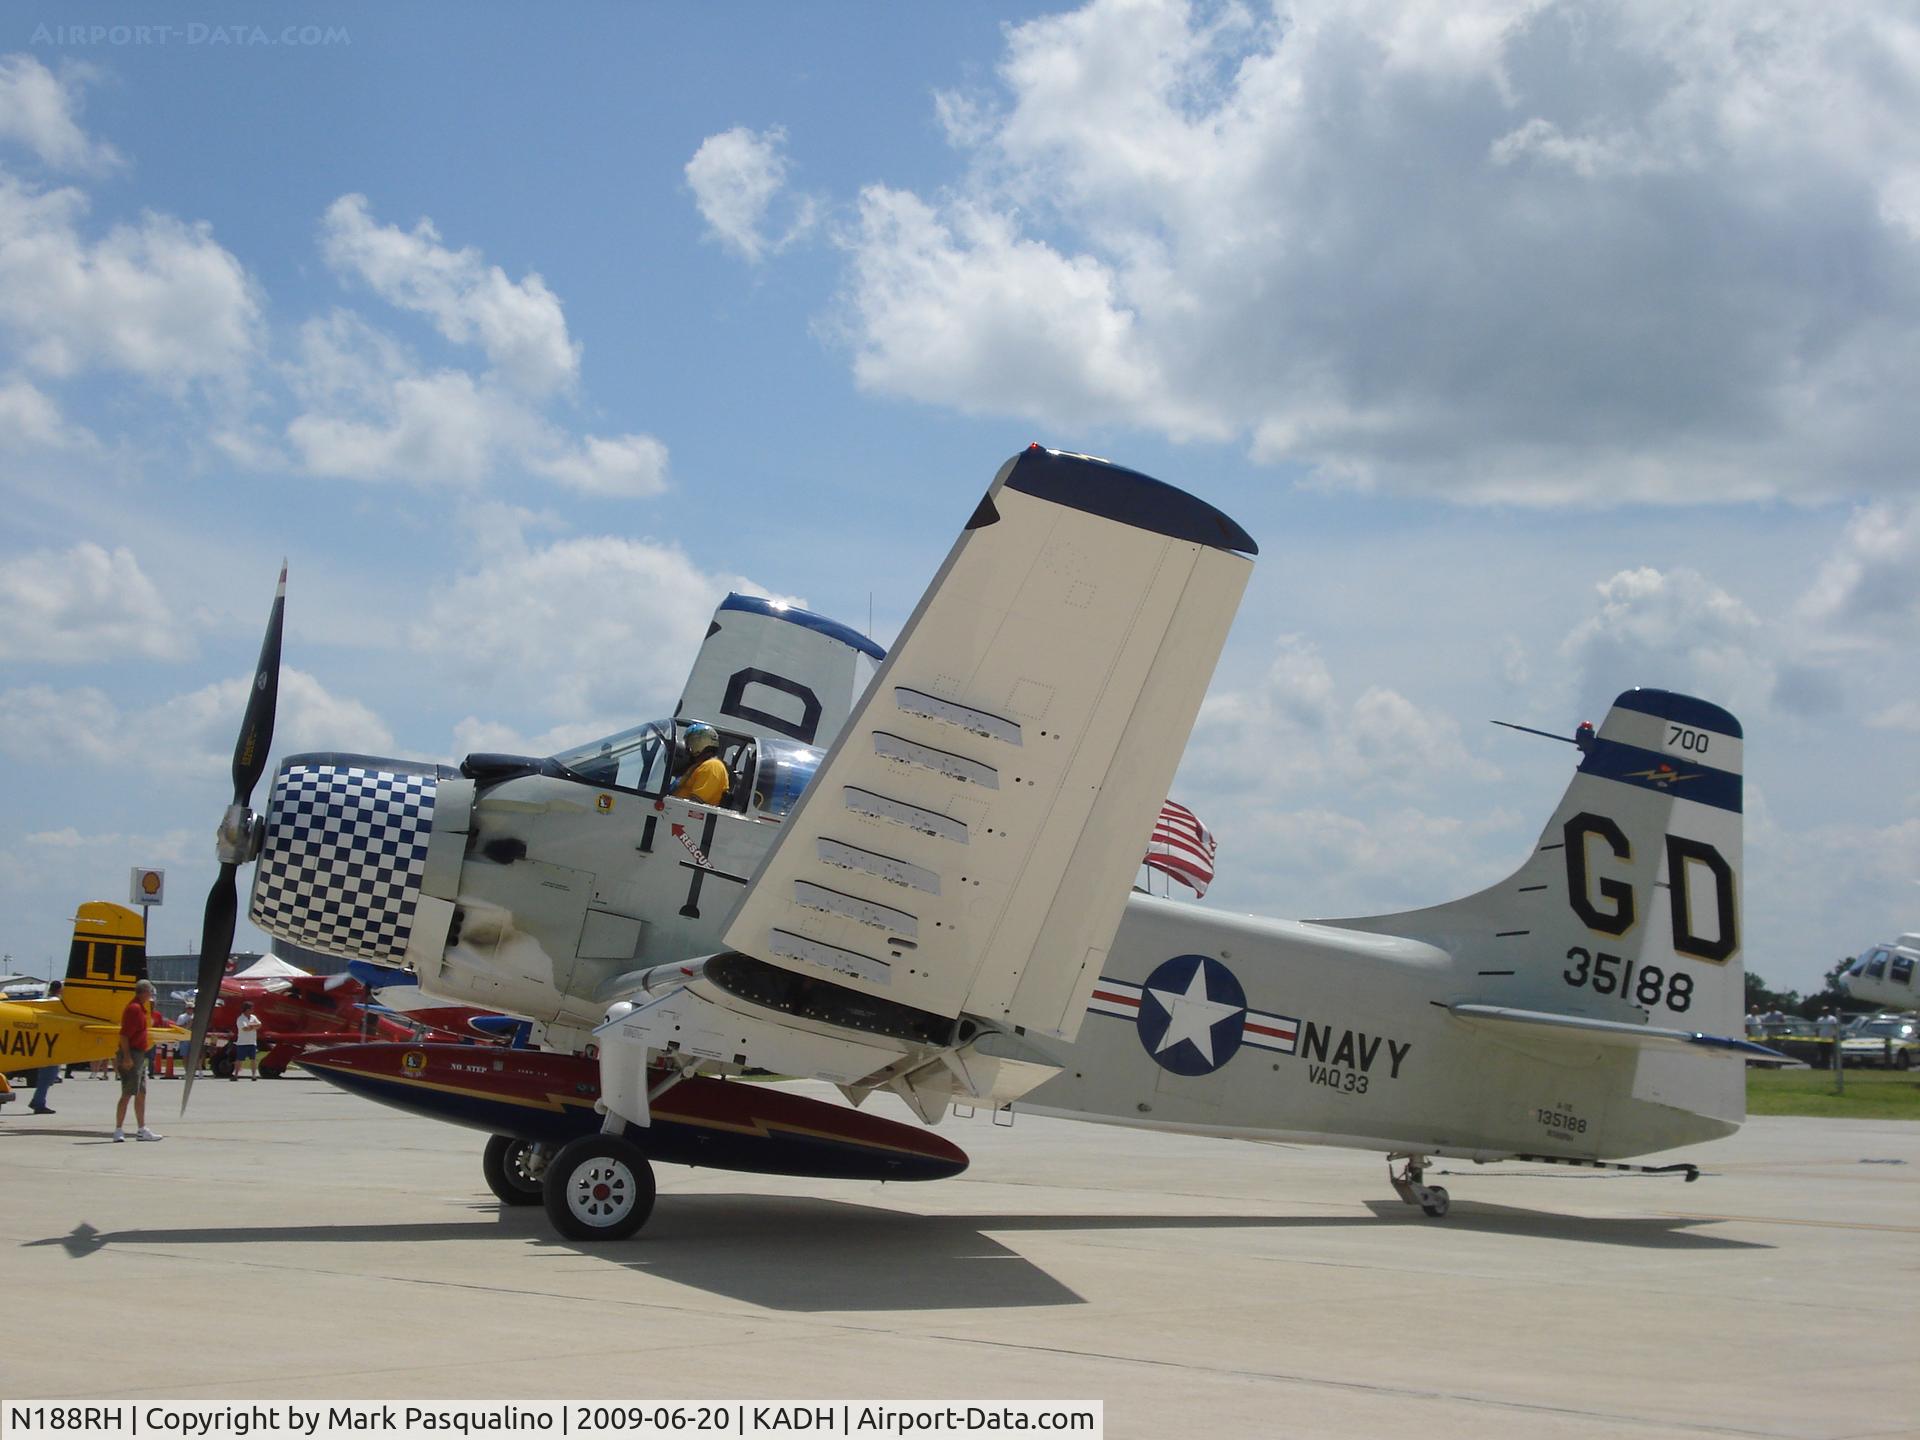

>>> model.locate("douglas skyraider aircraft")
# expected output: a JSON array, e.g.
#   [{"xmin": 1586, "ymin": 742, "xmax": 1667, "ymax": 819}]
[{"xmin": 184, "ymin": 446, "xmax": 1778, "ymax": 1238}]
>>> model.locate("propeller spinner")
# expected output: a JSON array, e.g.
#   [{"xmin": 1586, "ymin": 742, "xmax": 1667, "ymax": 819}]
[{"xmin": 184, "ymin": 563, "xmax": 285, "ymax": 1110}]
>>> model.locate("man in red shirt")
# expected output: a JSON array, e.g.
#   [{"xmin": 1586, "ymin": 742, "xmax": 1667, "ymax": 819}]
[{"xmin": 114, "ymin": 979, "xmax": 162, "ymax": 1142}]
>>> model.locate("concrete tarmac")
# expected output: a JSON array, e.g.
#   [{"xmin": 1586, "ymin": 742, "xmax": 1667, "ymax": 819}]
[{"xmin": 2, "ymin": 1073, "xmax": 1915, "ymax": 1439}]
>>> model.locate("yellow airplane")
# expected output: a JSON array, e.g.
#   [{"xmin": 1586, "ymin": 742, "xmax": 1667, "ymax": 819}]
[{"xmin": 0, "ymin": 901, "xmax": 187, "ymax": 1106}]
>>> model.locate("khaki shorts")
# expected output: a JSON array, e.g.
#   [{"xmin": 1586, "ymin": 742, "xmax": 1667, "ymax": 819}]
[{"xmin": 118, "ymin": 1051, "xmax": 149, "ymax": 1097}]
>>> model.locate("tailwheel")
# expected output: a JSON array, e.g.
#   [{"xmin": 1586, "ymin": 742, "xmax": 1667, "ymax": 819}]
[
  {"xmin": 1388, "ymin": 1154, "xmax": 1450, "ymax": 1219},
  {"xmin": 544, "ymin": 1134, "xmax": 655, "ymax": 1241},
  {"xmin": 482, "ymin": 1134, "xmax": 550, "ymax": 1207}
]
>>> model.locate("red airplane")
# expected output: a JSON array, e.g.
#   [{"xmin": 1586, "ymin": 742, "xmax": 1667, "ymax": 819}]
[
  {"xmin": 189, "ymin": 956, "xmax": 444, "ymax": 1078},
  {"xmin": 346, "ymin": 960, "xmax": 532, "ymax": 1047}
]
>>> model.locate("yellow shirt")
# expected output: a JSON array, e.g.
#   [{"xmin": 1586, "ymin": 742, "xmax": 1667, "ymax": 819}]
[{"xmin": 672, "ymin": 755, "xmax": 729, "ymax": 806}]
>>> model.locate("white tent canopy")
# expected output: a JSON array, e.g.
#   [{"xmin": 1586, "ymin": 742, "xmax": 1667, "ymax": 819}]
[{"xmin": 230, "ymin": 953, "xmax": 310, "ymax": 980}]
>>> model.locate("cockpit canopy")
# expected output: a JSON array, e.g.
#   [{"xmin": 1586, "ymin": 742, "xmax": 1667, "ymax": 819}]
[{"xmin": 550, "ymin": 718, "xmax": 820, "ymax": 819}]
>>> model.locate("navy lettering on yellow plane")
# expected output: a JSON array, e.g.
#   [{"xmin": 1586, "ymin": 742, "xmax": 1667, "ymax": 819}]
[{"xmin": 3, "ymin": 1028, "xmax": 56, "ymax": 1060}]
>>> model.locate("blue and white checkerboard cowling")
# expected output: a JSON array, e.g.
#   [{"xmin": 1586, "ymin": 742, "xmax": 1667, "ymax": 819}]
[{"xmin": 249, "ymin": 765, "xmax": 438, "ymax": 963}]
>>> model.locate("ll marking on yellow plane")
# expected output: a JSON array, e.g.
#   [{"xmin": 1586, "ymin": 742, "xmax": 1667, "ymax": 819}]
[{"xmin": 0, "ymin": 902, "xmax": 185, "ymax": 1106}]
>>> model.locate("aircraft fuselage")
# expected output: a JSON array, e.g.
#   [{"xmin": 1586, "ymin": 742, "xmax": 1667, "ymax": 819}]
[
  {"xmin": 394, "ymin": 772, "xmax": 1733, "ymax": 1164},
  {"xmin": 1015, "ymin": 893, "xmax": 1734, "ymax": 1162},
  {"xmin": 424, "ymin": 776, "xmax": 773, "ymax": 1045}
]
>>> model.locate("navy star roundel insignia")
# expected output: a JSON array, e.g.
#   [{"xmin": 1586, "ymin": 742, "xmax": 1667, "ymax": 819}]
[{"xmin": 1135, "ymin": 954, "xmax": 1248, "ymax": 1076}]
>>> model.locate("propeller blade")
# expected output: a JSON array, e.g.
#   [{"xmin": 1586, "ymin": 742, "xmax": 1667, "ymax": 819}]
[
  {"xmin": 231, "ymin": 561, "xmax": 286, "ymax": 808},
  {"xmin": 183, "ymin": 864, "xmax": 238, "ymax": 1111},
  {"xmin": 186, "ymin": 562, "xmax": 287, "ymax": 1114}
]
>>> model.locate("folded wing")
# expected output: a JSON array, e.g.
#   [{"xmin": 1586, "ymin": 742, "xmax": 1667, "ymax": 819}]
[{"xmin": 721, "ymin": 446, "xmax": 1255, "ymax": 1041}]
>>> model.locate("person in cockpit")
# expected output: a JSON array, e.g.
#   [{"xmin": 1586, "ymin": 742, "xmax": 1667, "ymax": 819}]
[{"xmin": 671, "ymin": 722, "xmax": 730, "ymax": 806}]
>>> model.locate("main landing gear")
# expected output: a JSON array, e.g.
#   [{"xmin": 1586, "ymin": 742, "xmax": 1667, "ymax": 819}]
[
  {"xmin": 541, "ymin": 1133, "xmax": 657, "ymax": 1241},
  {"xmin": 1389, "ymin": 1154, "xmax": 1450, "ymax": 1218},
  {"xmin": 482, "ymin": 1134, "xmax": 552, "ymax": 1207}
]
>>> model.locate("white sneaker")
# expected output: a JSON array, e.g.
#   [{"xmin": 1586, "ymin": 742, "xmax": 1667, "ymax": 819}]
[
  {"xmin": 135, "ymin": 1127, "xmax": 163, "ymax": 1141},
  {"xmin": 112, "ymin": 1129, "xmax": 125, "ymax": 1142}
]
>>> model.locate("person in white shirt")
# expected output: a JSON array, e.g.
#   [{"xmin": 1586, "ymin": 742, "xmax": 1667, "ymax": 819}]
[{"xmin": 233, "ymin": 1002, "xmax": 264, "ymax": 1081}]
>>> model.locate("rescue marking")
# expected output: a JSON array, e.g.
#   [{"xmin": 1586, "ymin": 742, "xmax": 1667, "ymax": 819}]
[{"xmin": 671, "ymin": 822, "xmax": 710, "ymax": 868}]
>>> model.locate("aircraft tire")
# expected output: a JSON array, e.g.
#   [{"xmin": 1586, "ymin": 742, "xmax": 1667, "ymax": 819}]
[
  {"xmin": 483, "ymin": 1134, "xmax": 547, "ymax": 1206},
  {"xmin": 544, "ymin": 1135, "xmax": 655, "ymax": 1241},
  {"xmin": 259, "ymin": 1063, "xmax": 285, "ymax": 1079},
  {"xmin": 211, "ymin": 1052, "xmax": 235, "ymax": 1080},
  {"xmin": 1420, "ymin": 1186, "xmax": 1450, "ymax": 1218}
]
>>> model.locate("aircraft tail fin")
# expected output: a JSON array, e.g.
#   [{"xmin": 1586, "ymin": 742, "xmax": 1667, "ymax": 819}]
[
  {"xmin": 60, "ymin": 901, "xmax": 152, "ymax": 1023},
  {"xmin": 1326, "ymin": 688, "xmax": 1747, "ymax": 1124},
  {"xmin": 676, "ymin": 593, "xmax": 885, "ymax": 751}
]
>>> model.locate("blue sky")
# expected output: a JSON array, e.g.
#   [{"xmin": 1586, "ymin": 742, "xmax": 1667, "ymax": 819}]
[{"xmin": 1, "ymin": 0, "xmax": 1914, "ymax": 996}]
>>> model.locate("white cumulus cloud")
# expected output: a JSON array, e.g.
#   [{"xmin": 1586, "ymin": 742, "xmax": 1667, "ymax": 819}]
[
  {"xmin": 320, "ymin": 193, "xmax": 580, "ymax": 396},
  {"xmin": 843, "ymin": 187, "xmax": 1209, "ymax": 436},
  {"xmin": 0, "ymin": 542, "xmax": 187, "ymax": 662},
  {"xmin": 283, "ymin": 307, "xmax": 667, "ymax": 497},
  {"xmin": 410, "ymin": 524, "xmax": 801, "ymax": 728},
  {"xmin": 1189, "ymin": 633, "xmax": 1498, "ymax": 796},
  {"xmin": 0, "ymin": 173, "xmax": 259, "ymax": 389},
  {"xmin": 1560, "ymin": 566, "xmax": 1774, "ymax": 716},
  {"xmin": 0, "ymin": 374, "xmax": 88, "ymax": 450},
  {"xmin": 0, "ymin": 668, "xmax": 393, "ymax": 772},
  {"xmin": 0, "ymin": 55, "xmax": 121, "ymax": 172},
  {"xmin": 834, "ymin": 0, "xmax": 1920, "ymax": 505},
  {"xmin": 1797, "ymin": 500, "xmax": 1920, "ymax": 644},
  {"xmin": 686, "ymin": 125, "xmax": 816, "ymax": 263},
  {"xmin": 529, "ymin": 433, "xmax": 669, "ymax": 499},
  {"xmin": 285, "ymin": 313, "xmax": 507, "ymax": 487},
  {"xmin": 289, "ymin": 375, "xmax": 501, "ymax": 487}
]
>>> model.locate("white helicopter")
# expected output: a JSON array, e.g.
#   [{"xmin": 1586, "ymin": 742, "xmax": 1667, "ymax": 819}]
[
  {"xmin": 1836, "ymin": 936, "xmax": 1920, "ymax": 1011},
  {"xmin": 186, "ymin": 445, "xmax": 1778, "ymax": 1239}
]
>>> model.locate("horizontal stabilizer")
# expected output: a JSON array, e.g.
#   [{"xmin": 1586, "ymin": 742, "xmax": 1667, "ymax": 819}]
[{"xmin": 1450, "ymin": 1003, "xmax": 1789, "ymax": 1061}]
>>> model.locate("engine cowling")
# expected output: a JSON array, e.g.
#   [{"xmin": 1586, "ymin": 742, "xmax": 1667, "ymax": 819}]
[{"xmin": 249, "ymin": 754, "xmax": 461, "ymax": 965}]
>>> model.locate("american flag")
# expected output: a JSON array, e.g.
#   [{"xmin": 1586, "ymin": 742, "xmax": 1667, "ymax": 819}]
[{"xmin": 1143, "ymin": 799, "xmax": 1216, "ymax": 898}]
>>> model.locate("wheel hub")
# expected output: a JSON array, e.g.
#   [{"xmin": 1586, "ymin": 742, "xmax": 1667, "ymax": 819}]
[
  {"xmin": 570, "ymin": 1159, "xmax": 635, "ymax": 1225},
  {"xmin": 507, "ymin": 1142, "xmax": 548, "ymax": 1188}
]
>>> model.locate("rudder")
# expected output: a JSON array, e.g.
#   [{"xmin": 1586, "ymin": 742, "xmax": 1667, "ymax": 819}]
[
  {"xmin": 60, "ymin": 901, "xmax": 151, "ymax": 1022},
  {"xmin": 1326, "ymin": 689, "xmax": 1747, "ymax": 1126}
]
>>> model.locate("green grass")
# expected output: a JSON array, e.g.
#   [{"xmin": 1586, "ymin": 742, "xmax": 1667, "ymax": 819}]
[{"xmin": 1747, "ymin": 1065, "xmax": 1920, "ymax": 1119}]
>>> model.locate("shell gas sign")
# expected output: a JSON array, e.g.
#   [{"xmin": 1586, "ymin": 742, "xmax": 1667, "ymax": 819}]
[{"xmin": 129, "ymin": 867, "xmax": 165, "ymax": 907}]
